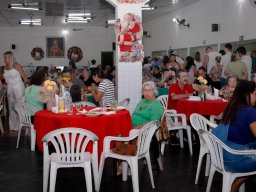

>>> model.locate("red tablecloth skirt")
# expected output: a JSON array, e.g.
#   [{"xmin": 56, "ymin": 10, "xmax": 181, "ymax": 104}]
[
  {"xmin": 34, "ymin": 108, "xmax": 132, "ymax": 158},
  {"xmin": 176, "ymin": 98, "xmax": 228, "ymax": 119}
]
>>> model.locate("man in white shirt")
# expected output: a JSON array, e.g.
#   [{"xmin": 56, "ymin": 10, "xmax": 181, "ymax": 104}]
[
  {"xmin": 220, "ymin": 43, "xmax": 232, "ymax": 87},
  {"xmin": 202, "ymin": 47, "xmax": 221, "ymax": 75},
  {"xmin": 237, "ymin": 46, "xmax": 252, "ymax": 80}
]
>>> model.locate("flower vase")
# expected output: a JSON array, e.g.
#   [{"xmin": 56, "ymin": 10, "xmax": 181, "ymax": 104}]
[{"xmin": 200, "ymin": 91, "xmax": 206, "ymax": 101}]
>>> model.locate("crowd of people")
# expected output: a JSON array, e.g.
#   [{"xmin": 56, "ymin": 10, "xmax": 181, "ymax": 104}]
[{"xmin": 143, "ymin": 45, "xmax": 256, "ymax": 94}]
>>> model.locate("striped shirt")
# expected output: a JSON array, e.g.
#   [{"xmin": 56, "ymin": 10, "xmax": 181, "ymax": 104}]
[{"xmin": 98, "ymin": 79, "xmax": 115, "ymax": 106}]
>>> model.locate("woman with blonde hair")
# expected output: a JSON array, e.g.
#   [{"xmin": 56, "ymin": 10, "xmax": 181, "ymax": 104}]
[{"xmin": 3, "ymin": 51, "xmax": 28, "ymax": 133}]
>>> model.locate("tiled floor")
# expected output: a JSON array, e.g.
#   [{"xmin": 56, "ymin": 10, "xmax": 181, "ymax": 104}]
[{"xmin": 0, "ymin": 131, "xmax": 255, "ymax": 192}]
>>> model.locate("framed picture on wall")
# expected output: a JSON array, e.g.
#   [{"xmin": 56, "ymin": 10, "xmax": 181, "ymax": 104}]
[{"xmin": 46, "ymin": 37, "xmax": 65, "ymax": 58}]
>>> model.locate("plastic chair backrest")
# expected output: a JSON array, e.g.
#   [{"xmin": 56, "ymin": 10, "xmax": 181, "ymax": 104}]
[
  {"xmin": 190, "ymin": 113, "xmax": 217, "ymax": 132},
  {"xmin": 157, "ymin": 95, "xmax": 168, "ymax": 109},
  {"xmin": 118, "ymin": 98, "xmax": 130, "ymax": 107},
  {"xmin": 42, "ymin": 128, "xmax": 99, "ymax": 163},
  {"xmin": 136, "ymin": 120, "xmax": 160, "ymax": 156},
  {"xmin": 199, "ymin": 129, "xmax": 224, "ymax": 172},
  {"xmin": 165, "ymin": 109, "xmax": 178, "ymax": 125},
  {"xmin": 14, "ymin": 102, "xmax": 36, "ymax": 126}
]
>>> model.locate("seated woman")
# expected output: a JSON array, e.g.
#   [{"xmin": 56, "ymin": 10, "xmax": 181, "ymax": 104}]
[
  {"xmin": 70, "ymin": 84, "xmax": 81, "ymax": 103},
  {"xmin": 25, "ymin": 70, "xmax": 45, "ymax": 123},
  {"xmin": 219, "ymin": 75, "xmax": 238, "ymax": 100},
  {"xmin": 212, "ymin": 80, "xmax": 256, "ymax": 192},
  {"xmin": 113, "ymin": 81, "xmax": 164, "ymax": 171},
  {"xmin": 88, "ymin": 68, "xmax": 115, "ymax": 107}
]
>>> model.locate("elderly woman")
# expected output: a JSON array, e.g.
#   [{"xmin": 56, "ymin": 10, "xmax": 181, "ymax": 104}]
[
  {"xmin": 3, "ymin": 51, "xmax": 28, "ymax": 133},
  {"xmin": 113, "ymin": 81, "xmax": 163, "ymax": 174},
  {"xmin": 219, "ymin": 75, "xmax": 238, "ymax": 100},
  {"xmin": 132, "ymin": 81, "xmax": 164, "ymax": 129}
]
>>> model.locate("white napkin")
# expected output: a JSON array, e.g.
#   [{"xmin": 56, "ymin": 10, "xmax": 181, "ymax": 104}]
[
  {"xmin": 206, "ymin": 93, "xmax": 215, "ymax": 100},
  {"xmin": 188, "ymin": 96, "xmax": 200, "ymax": 101},
  {"xmin": 102, "ymin": 111, "xmax": 116, "ymax": 115},
  {"xmin": 51, "ymin": 106, "xmax": 58, "ymax": 113},
  {"xmin": 214, "ymin": 88, "xmax": 220, "ymax": 99}
]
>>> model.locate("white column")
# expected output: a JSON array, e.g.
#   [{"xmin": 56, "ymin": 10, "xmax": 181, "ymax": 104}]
[{"xmin": 106, "ymin": 0, "xmax": 148, "ymax": 112}]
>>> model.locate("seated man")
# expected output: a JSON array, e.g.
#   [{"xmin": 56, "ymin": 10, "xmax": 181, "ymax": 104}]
[{"xmin": 167, "ymin": 69, "xmax": 194, "ymax": 110}]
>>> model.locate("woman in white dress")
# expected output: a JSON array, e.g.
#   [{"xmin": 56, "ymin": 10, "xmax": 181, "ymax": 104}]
[{"xmin": 3, "ymin": 51, "xmax": 28, "ymax": 132}]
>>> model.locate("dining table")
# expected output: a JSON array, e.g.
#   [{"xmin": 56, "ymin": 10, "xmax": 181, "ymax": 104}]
[
  {"xmin": 176, "ymin": 98, "xmax": 228, "ymax": 119},
  {"xmin": 34, "ymin": 107, "xmax": 132, "ymax": 158}
]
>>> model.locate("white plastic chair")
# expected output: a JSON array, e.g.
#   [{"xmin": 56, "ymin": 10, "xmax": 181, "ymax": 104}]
[
  {"xmin": 160, "ymin": 110, "xmax": 193, "ymax": 156},
  {"xmin": 189, "ymin": 113, "xmax": 217, "ymax": 184},
  {"xmin": 42, "ymin": 128, "xmax": 99, "ymax": 192},
  {"xmin": 14, "ymin": 102, "xmax": 37, "ymax": 151},
  {"xmin": 157, "ymin": 95, "xmax": 168, "ymax": 109},
  {"xmin": 97, "ymin": 120, "xmax": 160, "ymax": 192},
  {"xmin": 118, "ymin": 98, "xmax": 130, "ymax": 107},
  {"xmin": 199, "ymin": 129, "xmax": 256, "ymax": 192}
]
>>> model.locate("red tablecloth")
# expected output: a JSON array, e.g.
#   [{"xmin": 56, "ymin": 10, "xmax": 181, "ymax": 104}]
[
  {"xmin": 34, "ymin": 108, "xmax": 132, "ymax": 157},
  {"xmin": 176, "ymin": 98, "xmax": 228, "ymax": 119}
]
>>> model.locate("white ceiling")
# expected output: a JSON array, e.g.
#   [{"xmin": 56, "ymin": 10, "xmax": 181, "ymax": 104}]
[{"xmin": 0, "ymin": 0, "xmax": 200, "ymax": 27}]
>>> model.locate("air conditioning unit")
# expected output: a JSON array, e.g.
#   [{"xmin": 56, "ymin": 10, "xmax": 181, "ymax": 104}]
[{"xmin": 249, "ymin": 0, "xmax": 256, "ymax": 8}]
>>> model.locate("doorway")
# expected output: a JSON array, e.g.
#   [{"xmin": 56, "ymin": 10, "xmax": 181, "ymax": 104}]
[{"xmin": 101, "ymin": 51, "xmax": 114, "ymax": 67}]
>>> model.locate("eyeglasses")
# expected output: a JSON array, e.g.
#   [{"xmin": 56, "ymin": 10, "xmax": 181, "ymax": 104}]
[{"xmin": 143, "ymin": 89, "xmax": 154, "ymax": 92}]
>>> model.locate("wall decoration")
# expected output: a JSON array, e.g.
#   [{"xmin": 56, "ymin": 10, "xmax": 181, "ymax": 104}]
[
  {"xmin": 46, "ymin": 37, "xmax": 65, "ymax": 58},
  {"xmin": 116, "ymin": 13, "xmax": 144, "ymax": 62},
  {"xmin": 31, "ymin": 47, "xmax": 44, "ymax": 60},
  {"xmin": 67, "ymin": 46, "xmax": 83, "ymax": 62}
]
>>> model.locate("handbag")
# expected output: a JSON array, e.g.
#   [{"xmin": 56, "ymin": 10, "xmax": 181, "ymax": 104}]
[
  {"xmin": 159, "ymin": 114, "xmax": 170, "ymax": 142},
  {"xmin": 112, "ymin": 133, "xmax": 138, "ymax": 156}
]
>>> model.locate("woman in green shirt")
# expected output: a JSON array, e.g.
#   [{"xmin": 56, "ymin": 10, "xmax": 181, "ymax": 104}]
[
  {"xmin": 25, "ymin": 70, "xmax": 45, "ymax": 123},
  {"xmin": 132, "ymin": 81, "xmax": 163, "ymax": 128}
]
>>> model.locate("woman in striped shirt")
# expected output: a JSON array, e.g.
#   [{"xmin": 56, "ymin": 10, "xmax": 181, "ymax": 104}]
[{"xmin": 89, "ymin": 68, "xmax": 115, "ymax": 106}]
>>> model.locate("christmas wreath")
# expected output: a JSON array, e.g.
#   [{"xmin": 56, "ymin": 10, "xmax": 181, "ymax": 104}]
[
  {"xmin": 67, "ymin": 46, "xmax": 83, "ymax": 62},
  {"xmin": 31, "ymin": 47, "xmax": 44, "ymax": 60}
]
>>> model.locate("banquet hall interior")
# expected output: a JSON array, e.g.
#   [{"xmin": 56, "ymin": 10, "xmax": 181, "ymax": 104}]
[{"xmin": 1, "ymin": 0, "xmax": 256, "ymax": 191}]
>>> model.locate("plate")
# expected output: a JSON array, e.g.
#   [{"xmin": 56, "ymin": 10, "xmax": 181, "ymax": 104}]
[
  {"xmin": 83, "ymin": 112, "xmax": 102, "ymax": 117},
  {"xmin": 116, "ymin": 106, "xmax": 126, "ymax": 110},
  {"xmin": 108, "ymin": 106, "xmax": 126, "ymax": 111}
]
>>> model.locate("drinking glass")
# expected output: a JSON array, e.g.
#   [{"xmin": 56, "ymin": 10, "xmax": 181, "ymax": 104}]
[
  {"xmin": 110, "ymin": 100, "xmax": 117, "ymax": 111},
  {"xmin": 101, "ymin": 99, "xmax": 107, "ymax": 113}
]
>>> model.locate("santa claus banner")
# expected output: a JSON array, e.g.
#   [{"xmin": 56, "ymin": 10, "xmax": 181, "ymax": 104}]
[{"xmin": 116, "ymin": 12, "xmax": 144, "ymax": 62}]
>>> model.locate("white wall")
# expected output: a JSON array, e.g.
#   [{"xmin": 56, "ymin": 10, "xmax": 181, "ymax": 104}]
[
  {"xmin": 142, "ymin": 0, "xmax": 256, "ymax": 56},
  {"xmin": 0, "ymin": 25, "xmax": 115, "ymax": 68}
]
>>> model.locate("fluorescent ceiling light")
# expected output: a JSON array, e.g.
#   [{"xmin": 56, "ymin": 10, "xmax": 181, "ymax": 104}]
[
  {"xmin": 142, "ymin": 6, "xmax": 155, "ymax": 10},
  {"xmin": 8, "ymin": 2, "xmax": 42, "ymax": 10},
  {"xmin": 9, "ymin": 6, "xmax": 40, "ymax": 10},
  {"xmin": 68, "ymin": 13, "xmax": 91, "ymax": 17},
  {"xmin": 67, "ymin": 17, "xmax": 91, "ymax": 20},
  {"xmin": 107, "ymin": 19, "xmax": 116, "ymax": 24},
  {"xmin": 20, "ymin": 18, "xmax": 42, "ymax": 26},
  {"xmin": 65, "ymin": 20, "xmax": 88, "ymax": 23}
]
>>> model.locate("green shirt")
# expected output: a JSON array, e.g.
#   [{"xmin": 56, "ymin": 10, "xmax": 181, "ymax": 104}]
[
  {"xmin": 225, "ymin": 61, "xmax": 247, "ymax": 79},
  {"xmin": 132, "ymin": 99, "xmax": 164, "ymax": 126},
  {"xmin": 25, "ymin": 85, "xmax": 44, "ymax": 115}
]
